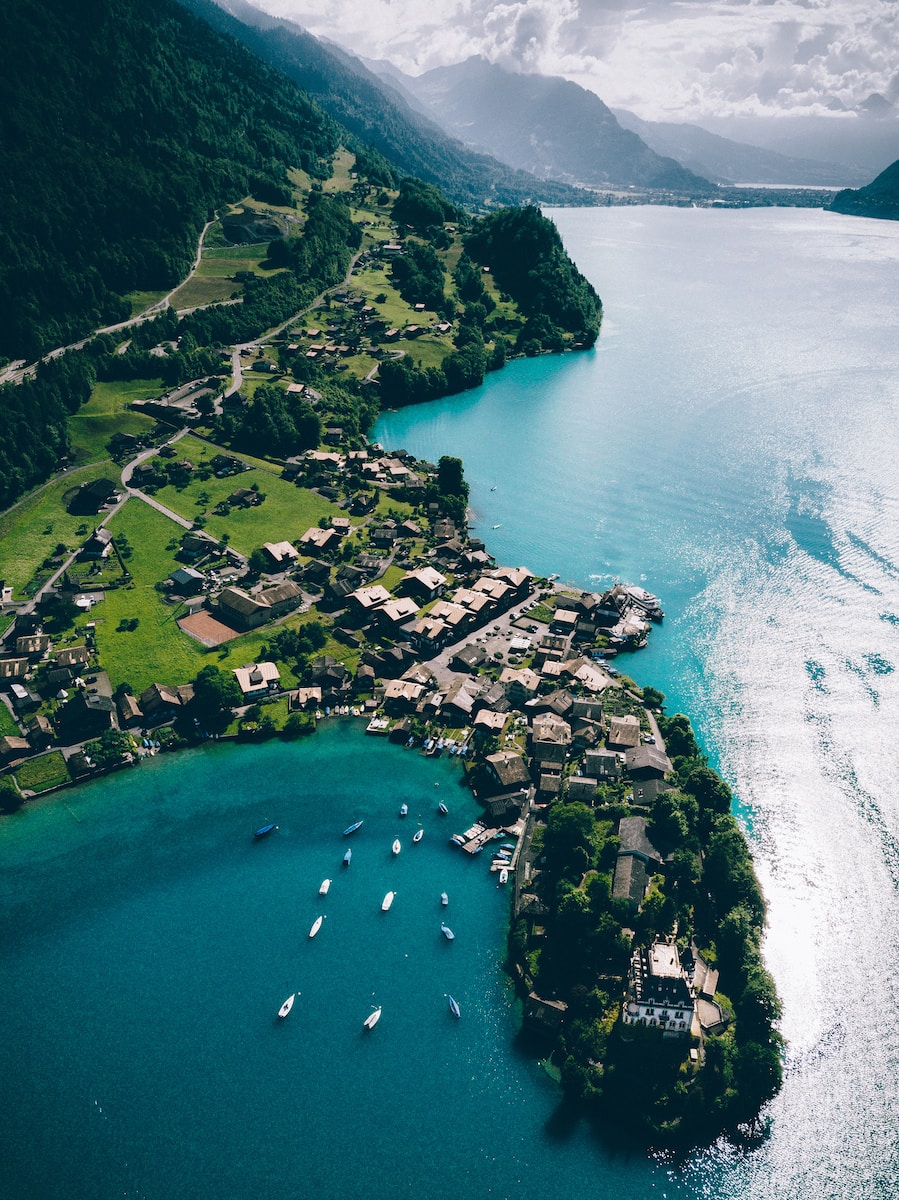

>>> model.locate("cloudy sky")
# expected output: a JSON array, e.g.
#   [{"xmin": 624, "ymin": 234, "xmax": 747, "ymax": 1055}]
[{"xmin": 254, "ymin": 0, "xmax": 899, "ymax": 122}]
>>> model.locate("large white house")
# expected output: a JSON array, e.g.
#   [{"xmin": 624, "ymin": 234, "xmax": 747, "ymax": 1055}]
[{"xmin": 622, "ymin": 942, "xmax": 695, "ymax": 1037}]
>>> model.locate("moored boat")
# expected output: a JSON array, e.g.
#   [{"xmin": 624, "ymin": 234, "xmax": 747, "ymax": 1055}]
[
  {"xmin": 309, "ymin": 915, "xmax": 324, "ymax": 938},
  {"xmin": 343, "ymin": 848, "xmax": 352, "ymax": 866},
  {"xmin": 254, "ymin": 823, "xmax": 278, "ymax": 839},
  {"xmin": 342, "ymin": 820, "xmax": 364, "ymax": 836},
  {"xmin": 499, "ymin": 868, "xmax": 509, "ymax": 885},
  {"xmin": 440, "ymin": 891, "xmax": 449, "ymax": 906},
  {"xmin": 381, "ymin": 891, "xmax": 395, "ymax": 912},
  {"xmin": 447, "ymin": 994, "xmax": 461, "ymax": 1019},
  {"xmin": 399, "ymin": 803, "xmax": 408, "ymax": 817},
  {"xmin": 278, "ymin": 993, "xmax": 297, "ymax": 1019},
  {"xmin": 363, "ymin": 1006, "xmax": 382, "ymax": 1030},
  {"xmin": 319, "ymin": 879, "xmax": 331, "ymax": 895},
  {"xmin": 440, "ymin": 923, "xmax": 455, "ymax": 941},
  {"xmin": 437, "ymin": 802, "xmax": 448, "ymax": 816},
  {"xmin": 392, "ymin": 838, "xmax": 401, "ymax": 855},
  {"xmin": 412, "ymin": 828, "xmax": 424, "ymax": 844}
]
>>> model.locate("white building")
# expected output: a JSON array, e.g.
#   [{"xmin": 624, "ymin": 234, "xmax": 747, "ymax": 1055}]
[{"xmin": 622, "ymin": 942, "xmax": 695, "ymax": 1037}]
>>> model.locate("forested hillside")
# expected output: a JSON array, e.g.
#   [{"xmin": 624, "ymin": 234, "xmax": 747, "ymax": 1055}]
[
  {"xmin": 829, "ymin": 158, "xmax": 899, "ymax": 220},
  {"xmin": 0, "ymin": 0, "xmax": 345, "ymax": 361}
]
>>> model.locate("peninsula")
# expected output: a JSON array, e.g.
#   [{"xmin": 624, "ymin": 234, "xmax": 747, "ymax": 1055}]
[{"xmin": 0, "ymin": 0, "xmax": 780, "ymax": 1150}]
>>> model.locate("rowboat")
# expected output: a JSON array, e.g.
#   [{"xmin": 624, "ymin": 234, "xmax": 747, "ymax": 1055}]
[
  {"xmin": 254, "ymin": 823, "xmax": 278, "ymax": 839},
  {"xmin": 342, "ymin": 820, "xmax": 364, "ymax": 836},
  {"xmin": 440, "ymin": 923, "xmax": 455, "ymax": 941},
  {"xmin": 447, "ymin": 994, "xmax": 461, "ymax": 1019},
  {"xmin": 343, "ymin": 848, "xmax": 352, "ymax": 866},
  {"xmin": 412, "ymin": 828, "xmax": 424, "ymax": 844}
]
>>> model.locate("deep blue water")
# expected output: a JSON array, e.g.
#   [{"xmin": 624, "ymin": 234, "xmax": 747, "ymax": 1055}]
[{"xmin": 3, "ymin": 207, "xmax": 899, "ymax": 1199}]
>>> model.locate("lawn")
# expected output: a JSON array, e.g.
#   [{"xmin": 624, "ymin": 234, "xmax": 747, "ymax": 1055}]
[
  {"xmin": 124, "ymin": 290, "xmax": 168, "ymax": 317},
  {"xmin": 150, "ymin": 460, "xmax": 344, "ymax": 555},
  {"xmin": 353, "ymin": 264, "xmax": 425, "ymax": 330},
  {"xmin": 68, "ymin": 379, "xmax": 161, "ymax": 464},
  {"xmin": 0, "ymin": 703, "xmax": 20, "ymax": 737},
  {"xmin": 322, "ymin": 148, "xmax": 356, "ymax": 193},
  {"xmin": 14, "ymin": 751, "xmax": 70, "ymax": 794},
  {"xmin": 88, "ymin": 500, "xmax": 207, "ymax": 692},
  {"xmin": 0, "ymin": 461, "xmax": 120, "ymax": 599}
]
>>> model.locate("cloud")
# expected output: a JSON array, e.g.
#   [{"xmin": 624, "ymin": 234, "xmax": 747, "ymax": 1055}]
[{"xmin": 255, "ymin": 0, "xmax": 899, "ymax": 120}]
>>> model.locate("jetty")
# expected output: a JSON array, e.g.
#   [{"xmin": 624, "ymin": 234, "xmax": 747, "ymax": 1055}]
[{"xmin": 452, "ymin": 817, "xmax": 526, "ymax": 865}]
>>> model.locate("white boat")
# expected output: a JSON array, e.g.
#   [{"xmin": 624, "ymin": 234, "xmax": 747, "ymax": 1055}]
[
  {"xmin": 381, "ymin": 891, "xmax": 396, "ymax": 911},
  {"xmin": 392, "ymin": 838, "xmax": 401, "ymax": 855},
  {"xmin": 437, "ymin": 801, "xmax": 448, "ymax": 816},
  {"xmin": 319, "ymin": 879, "xmax": 331, "ymax": 895},
  {"xmin": 440, "ymin": 923, "xmax": 455, "ymax": 941},
  {"xmin": 499, "ymin": 868, "xmax": 509, "ymax": 885},
  {"xmin": 309, "ymin": 915, "xmax": 324, "ymax": 938},
  {"xmin": 278, "ymin": 993, "xmax": 297, "ymax": 1019},
  {"xmin": 412, "ymin": 828, "xmax": 424, "ymax": 844},
  {"xmin": 363, "ymin": 1006, "xmax": 382, "ymax": 1030},
  {"xmin": 399, "ymin": 803, "xmax": 408, "ymax": 817},
  {"xmin": 440, "ymin": 892, "xmax": 449, "ymax": 906},
  {"xmin": 447, "ymin": 994, "xmax": 461, "ymax": 1019}
]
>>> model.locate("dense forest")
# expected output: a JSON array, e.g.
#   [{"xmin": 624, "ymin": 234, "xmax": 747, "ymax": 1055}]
[
  {"xmin": 829, "ymin": 157, "xmax": 899, "ymax": 221},
  {"xmin": 0, "ymin": 0, "xmax": 345, "ymax": 361}
]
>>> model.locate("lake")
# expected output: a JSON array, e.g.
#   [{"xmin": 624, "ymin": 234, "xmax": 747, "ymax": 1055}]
[{"xmin": 3, "ymin": 206, "xmax": 899, "ymax": 1199}]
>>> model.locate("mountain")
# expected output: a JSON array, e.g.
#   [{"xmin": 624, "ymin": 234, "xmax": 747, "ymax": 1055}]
[
  {"xmin": 828, "ymin": 158, "xmax": 899, "ymax": 220},
  {"xmin": 384, "ymin": 57, "xmax": 714, "ymax": 195},
  {"xmin": 0, "ymin": 0, "xmax": 345, "ymax": 361},
  {"xmin": 180, "ymin": 0, "xmax": 594, "ymax": 211},
  {"xmin": 611, "ymin": 110, "xmax": 868, "ymax": 188}
]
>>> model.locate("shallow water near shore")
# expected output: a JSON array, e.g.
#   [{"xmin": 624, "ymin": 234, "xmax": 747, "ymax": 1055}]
[{"xmin": 4, "ymin": 206, "xmax": 899, "ymax": 1198}]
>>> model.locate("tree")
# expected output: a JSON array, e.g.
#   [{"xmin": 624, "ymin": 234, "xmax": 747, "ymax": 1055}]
[
  {"xmin": 543, "ymin": 802, "xmax": 598, "ymax": 879},
  {"xmin": 191, "ymin": 664, "xmax": 241, "ymax": 730},
  {"xmin": 84, "ymin": 728, "xmax": 133, "ymax": 768}
]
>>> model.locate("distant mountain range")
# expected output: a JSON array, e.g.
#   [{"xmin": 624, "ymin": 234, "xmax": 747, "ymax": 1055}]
[
  {"xmin": 373, "ymin": 56, "xmax": 715, "ymax": 195},
  {"xmin": 611, "ymin": 110, "xmax": 871, "ymax": 188}
]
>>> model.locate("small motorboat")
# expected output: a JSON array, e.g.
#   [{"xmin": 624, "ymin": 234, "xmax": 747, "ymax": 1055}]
[
  {"xmin": 499, "ymin": 844, "xmax": 515, "ymax": 852},
  {"xmin": 342, "ymin": 820, "xmax": 364, "ymax": 836},
  {"xmin": 440, "ymin": 892, "xmax": 449, "ymax": 907},
  {"xmin": 499, "ymin": 868, "xmax": 509, "ymax": 885},
  {"xmin": 437, "ymin": 802, "xmax": 448, "ymax": 816},
  {"xmin": 412, "ymin": 828, "xmax": 424, "ymax": 844},
  {"xmin": 309, "ymin": 915, "xmax": 324, "ymax": 938},
  {"xmin": 278, "ymin": 993, "xmax": 297, "ymax": 1019},
  {"xmin": 399, "ymin": 803, "xmax": 408, "ymax": 817},
  {"xmin": 363, "ymin": 1006, "xmax": 382, "ymax": 1030},
  {"xmin": 447, "ymin": 995, "xmax": 461, "ymax": 1019},
  {"xmin": 392, "ymin": 838, "xmax": 401, "ymax": 855},
  {"xmin": 254, "ymin": 823, "xmax": 278, "ymax": 839},
  {"xmin": 343, "ymin": 848, "xmax": 352, "ymax": 866},
  {"xmin": 381, "ymin": 891, "xmax": 395, "ymax": 912},
  {"xmin": 319, "ymin": 879, "xmax": 332, "ymax": 896},
  {"xmin": 440, "ymin": 923, "xmax": 455, "ymax": 941}
]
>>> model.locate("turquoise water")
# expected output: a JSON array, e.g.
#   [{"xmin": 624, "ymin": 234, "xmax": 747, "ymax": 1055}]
[{"xmin": 4, "ymin": 207, "xmax": 899, "ymax": 1198}]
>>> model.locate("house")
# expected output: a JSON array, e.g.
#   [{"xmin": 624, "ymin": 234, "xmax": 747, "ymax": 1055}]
[
  {"xmin": 485, "ymin": 750, "xmax": 531, "ymax": 793},
  {"xmin": 491, "ymin": 565, "xmax": 533, "ymax": 599},
  {"xmin": 400, "ymin": 566, "xmax": 446, "ymax": 602},
  {"xmin": 117, "ymin": 693, "xmax": 144, "ymax": 727},
  {"xmin": 622, "ymin": 942, "xmax": 696, "ymax": 1037},
  {"xmin": 550, "ymin": 608, "xmax": 579, "ymax": 635},
  {"xmin": 451, "ymin": 644, "xmax": 488, "ymax": 673},
  {"xmin": 217, "ymin": 587, "xmax": 272, "ymax": 631},
  {"xmin": 262, "ymin": 541, "xmax": 300, "ymax": 567},
  {"xmin": 531, "ymin": 712, "xmax": 572, "ymax": 769},
  {"xmin": 233, "ymin": 662, "xmax": 281, "ymax": 699},
  {"xmin": 329, "ymin": 516, "xmax": 352, "ymax": 536},
  {"xmin": 349, "ymin": 584, "xmax": 391, "ymax": 615},
  {"xmin": 607, "ymin": 714, "xmax": 642, "ymax": 750},
  {"xmin": 584, "ymin": 748, "xmax": 622, "ymax": 781},
  {"xmin": 179, "ymin": 530, "xmax": 218, "ymax": 560},
  {"xmin": 567, "ymin": 776, "xmax": 598, "ymax": 804},
  {"xmin": 169, "ymin": 567, "xmax": 207, "ymax": 594},
  {"xmin": 571, "ymin": 697, "xmax": 604, "ymax": 723},
  {"xmin": 9, "ymin": 683, "xmax": 40, "ymax": 711},
  {"xmin": 474, "ymin": 709, "xmax": 507, "ymax": 734},
  {"xmin": 79, "ymin": 527, "xmax": 114, "ymax": 560},
  {"xmin": 440, "ymin": 678, "xmax": 482, "ymax": 723},
  {"xmin": 625, "ymin": 745, "xmax": 674, "ymax": 780},
  {"xmin": 299, "ymin": 526, "xmax": 341, "ymax": 555},
  {"xmin": 377, "ymin": 596, "xmax": 419, "ymax": 630},
  {"xmin": 452, "ymin": 587, "xmax": 493, "ymax": 621},
  {"xmin": 300, "ymin": 558, "xmax": 331, "ymax": 587},
  {"xmin": 0, "ymin": 734, "xmax": 31, "ymax": 763},
  {"xmin": 408, "ymin": 617, "xmax": 450, "ymax": 656},
  {"xmin": 382, "ymin": 678, "xmax": 425, "ymax": 711},
  {"xmin": 611, "ymin": 853, "xmax": 651, "ymax": 911},
  {"xmin": 15, "ymin": 634, "xmax": 51, "ymax": 659},
  {"xmin": 290, "ymin": 686, "xmax": 322, "ymax": 710},
  {"xmin": 524, "ymin": 992, "xmax": 568, "ymax": 1033},
  {"xmin": 139, "ymin": 682, "xmax": 192, "ymax": 722},
  {"xmin": 56, "ymin": 691, "xmax": 116, "ymax": 740},
  {"xmin": 259, "ymin": 581, "xmax": 303, "ymax": 620},
  {"xmin": 68, "ymin": 478, "xmax": 117, "ymax": 514},
  {"xmin": 227, "ymin": 487, "xmax": 260, "ymax": 507},
  {"xmin": 499, "ymin": 666, "xmax": 540, "ymax": 706},
  {"xmin": 26, "ymin": 714, "xmax": 54, "ymax": 748},
  {"xmin": 429, "ymin": 600, "xmax": 471, "ymax": 636}
]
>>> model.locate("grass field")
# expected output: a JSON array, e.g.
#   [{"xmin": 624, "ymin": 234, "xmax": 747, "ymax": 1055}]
[
  {"xmin": 68, "ymin": 379, "xmax": 161, "ymax": 464},
  {"xmin": 322, "ymin": 149, "xmax": 356, "ymax": 193},
  {"xmin": 0, "ymin": 462, "xmax": 120, "ymax": 598},
  {"xmin": 0, "ymin": 703, "xmax": 21, "ymax": 737},
  {"xmin": 14, "ymin": 751, "xmax": 70, "ymax": 794},
  {"xmin": 150, "ymin": 456, "xmax": 343, "ymax": 555},
  {"xmin": 124, "ymin": 290, "xmax": 168, "ymax": 317}
]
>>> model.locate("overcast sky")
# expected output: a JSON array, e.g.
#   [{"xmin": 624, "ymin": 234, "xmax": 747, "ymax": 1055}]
[{"xmin": 254, "ymin": 0, "xmax": 899, "ymax": 122}]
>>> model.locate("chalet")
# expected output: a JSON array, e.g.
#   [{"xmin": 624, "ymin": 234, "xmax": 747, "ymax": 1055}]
[
  {"xmin": 526, "ymin": 689, "xmax": 575, "ymax": 720},
  {"xmin": 550, "ymin": 608, "xmax": 579, "ymax": 635},
  {"xmin": 179, "ymin": 530, "xmax": 218, "ymax": 561},
  {"xmin": 329, "ymin": 516, "xmax": 352, "ymax": 536},
  {"xmin": 492, "ymin": 565, "xmax": 534, "ymax": 599},
  {"xmin": 227, "ymin": 487, "xmax": 260, "ymax": 508},
  {"xmin": 625, "ymin": 745, "xmax": 674, "ymax": 780},
  {"xmin": 0, "ymin": 735, "xmax": 31, "ymax": 764},
  {"xmin": 56, "ymin": 691, "xmax": 116, "ymax": 740},
  {"xmin": 524, "ymin": 992, "xmax": 568, "ymax": 1034},
  {"xmin": 608, "ymin": 714, "xmax": 642, "ymax": 750},
  {"xmin": 26, "ymin": 714, "xmax": 54, "ymax": 748},
  {"xmin": 262, "ymin": 541, "xmax": 300, "ymax": 567},
  {"xmin": 233, "ymin": 662, "xmax": 281, "ymax": 699},
  {"xmin": 485, "ymin": 750, "xmax": 531, "ymax": 793},
  {"xmin": 15, "ymin": 634, "xmax": 51, "ymax": 659},
  {"xmin": 400, "ymin": 567, "xmax": 446, "ymax": 602},
  {"xmin": 472, "ymin": 576, "xmax": 512, "ymax": 608},
  {"xmin": 567, "ymin": 776, "xmax": 598, "ymax": 804},
  {"xmin": 169, "ymin": 567, "xmax": 207, "ymax": 594},
  {"xmin": 290, "ymin": 686, "xmax": 322, "ymax": 710},
  {"xmin": 473, "ymin": 709, "xmax": 507, "ymax": 735},
  {"xmin": 259, "ymin": 581, "xmax": 303, "ymax": 619},
  {"xmin": 631, "ymin": 778, "xmax": 673, "ymax": 808},
  {"xmin": 117, "ymin": 693, "xmax": 144, "ymax": 728},
  {"xmin": 429, "ymin": 600, "xmax": 471, "ymax": 636},
  {"xmin": 571, "ymin": 697, "xmax": 604, "ymax": 723},
  {"xmin": 369, "ymin": 521, "xmax": 399, "ymax": 548},
  {"xmin": 622, "ymin": 943, "xmax": 695, "ymax": 1037},
  {"xmin": 377, "ymin": 596, "xmax": 419, "ymax": 630},
  {"xmin": 68, "ymin": 478, "xmax": 117, "ymax": 514},
  {"xmin": 382, "ymin": 679, "xmax": 425, "ymax": 711},
  {"xmin": 300, "ymin": 559, "xmax": 331, "ymax": 587},
  {"xmin": 408, "ymin": 616, "xmax": 450, "ymax": 656},
  {"xmin": 584, "ymin": 748, "xmax": 622, "ymax": 781},
  {"xmin": 139, "ymin": 682, "xmax": 193, "ymax": 722},
  {"xmin": 79, "ymin": 527, "xmax": 114, "ymax": 560},
  {"xmin": 452, "ymin": 587, "xmax": 493, "ymax": 621},
  {"xmin": 10, "ymin": 683, "xmax": 40, "ymax": 712},
  {"xmin": 299, "ymin": 526, "xmax": 341, "ymax": 555},
  {"xmin": 531, "ymin": 712, "xmax": 572, "ymax": 768},
  {"xmin": 349, "ymin": 584, "xmax": 391, "ymax": 615},
  {"xmin": 451, "ymin": 644, "xmax": 488, "ymax": 673},
  {"xmin": 217, "ymin": 587, "xmax": 271, "ymax": 631},
  {"xmin": 55, "ymin": 645, "xmax": 90, "ymax": 670},
  {"xmin": 499, "ymin": 666, "xmax": 540, "ymax": 706}
]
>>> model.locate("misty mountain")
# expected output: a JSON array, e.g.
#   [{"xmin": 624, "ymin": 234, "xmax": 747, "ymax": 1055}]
[
  {"xmin": 181, "ymin": 0, "xmax": 594, "ymax": 210},
  {"xmin": 611, "ymin": 109, "xmax": 869, "ymax": 188},
  {"xmin": 381, "ymin": 57, "xmax": 714, "ymax": 195},
  {"xmin": 829, "ymin": 158, "xmax": 899, "ymax": 221}
]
